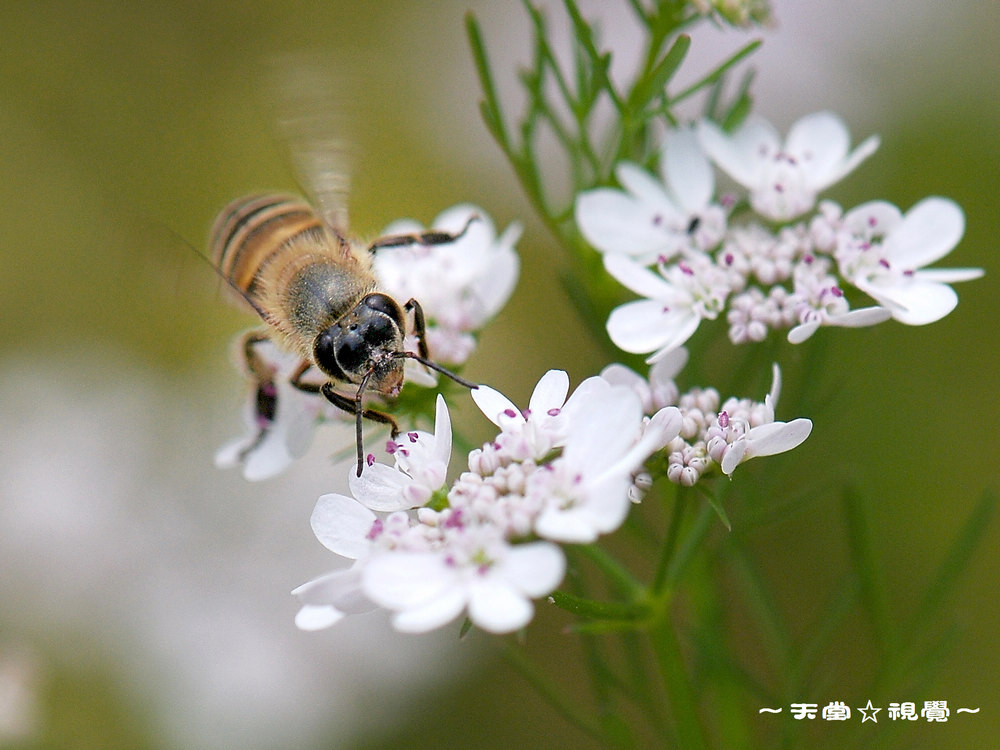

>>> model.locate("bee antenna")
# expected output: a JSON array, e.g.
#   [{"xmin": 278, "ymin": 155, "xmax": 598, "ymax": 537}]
[{"xmin": 395, "ymin": 351, "xmax": 478, "ymax": 390}]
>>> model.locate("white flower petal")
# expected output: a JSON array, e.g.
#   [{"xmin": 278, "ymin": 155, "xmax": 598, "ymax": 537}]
[
  {"xmin": 528, "ymin": 370, "xmax": 570, "ymax": 415},
  {"xmin": 576, "ymin": 189, "xmax": 677, "ymax": 257},
  {"xmin": 294, "ymin": 605, "xmax": 345, "ymax": 631},
  {"xmin": 745, "ymin": 418, "xmax": 813, "ymax": 458},
  {"xmin": 467, "ymin": 581, "xmax": 533, "ymax": 633},
  {"xmin": 600, "ymin": 363, "xmax": 647, "ymax": 390},
  {"xmin": 535, "ymin": 507, "xmax": 600, "ymax": 544},
  {"xmin": 363, "ymin": 552, "xmax": 452, "ymax": 610},
  {"xmin": 822, "ymin": 134, "xmax": 880, "ymax": 190},
  {"xmin": 829, "ymin": 306, "xmax": 893, "ymax": 328},
  {"xmin": 866, "ymin": 278, "xmax": 959, "ymax": 325},
  {"xmin": 663, "ymin": 128, "xmax": 714, "ymax": 213},
  {"xmin": 607, "ymin": 299, "xmax": 688, "ymax": 354},
  {"xmin": 564, "ymin": 387, "xmax": 642, "ymax": 474},
  {"xmin": 471, "ymin": 384, "xmax": 521, "ymax": 426},
  {"xmin": 606, "ymin": 300, "xmax": 674, "ymax": 352},
  {"xmin": 390, "ymin": 587, "xmax": 467, "ymax": 633},
  {"xmin": 349, "ymin": 463, "xmax": 416, "ymax": 512},
  {"xmin": 698, "ymin": 116, "xmax": 775, "ymax": 187},
  {"xmin": 645, "ymin": 313, "xmax": 701, "ymax": 362},
  {"xmin": 885, "ymin": 197, "xmax": 964, "ymax": 269},
  {"xmin": 915, "ymin": 267, "xmax": 984, "ymax": 284},
  {"xmin": 604, "ymin": 254, "xmax": 674, "ymax": 300},
  {"xmin": 648, "ymin": 406, "xmax": 683, "ymax": 445},
  {"xmin": 787, "ymin": 320, "xmax": 821, "ymax": 344},
  {"xmin": 431, "ymin": 394, "xmax": 453, "ymax": 467},
  {"xmin": 720, "ymin": 440, "xmax": 749, "ymax": 475},
  {"xmin": 240, "ymin": 437, "xmax": 295, "ymax": 481},
  {"xmin": 650, "ymin": 346, "xmax": 689, "ymax": 381},
  {"xmin": 292, "ymin": 567, "xmax": 374, "ymax": 614},
  {"xmin": 434, "ymin": 203, "xmax": 493, "ymax": 235},
  {"xmin": 502, "ymin": 542, "xmax": 566, "ymax": 597},
  {"xmin": 786, "ymin": 111, "xmax": 850, "ymax": 185},
  {"xmin": 615, "ymin": 162, "xmax": 674, "ymax": 207},
  {"xmin": 311, "ymin": 494, "xmax": 376, "ymax": 557},
  {"xmin": 843, "ymin": 200, "xmax": 902, "ymax": 235}
]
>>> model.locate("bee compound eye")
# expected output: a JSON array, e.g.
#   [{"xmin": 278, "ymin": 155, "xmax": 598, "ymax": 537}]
[
  {"xmin": 335, "ymin": 332, "xmax": 369, "ymax": 375},
  {"xmin": 363, "ymin": 293, "xmax": 404, "ymax": 327},
  {"xmin": 362, "ymin": 314, "xmax": 396, "ymax": 347},
  {"xmin": 313, "ymin": 328, "xmax": 346, "ymax": 380}
]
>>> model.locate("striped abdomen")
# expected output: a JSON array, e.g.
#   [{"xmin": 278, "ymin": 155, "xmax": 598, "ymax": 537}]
[{"xmin": 209, "ymin": 193, "xmax": 329, "ymax": 303}]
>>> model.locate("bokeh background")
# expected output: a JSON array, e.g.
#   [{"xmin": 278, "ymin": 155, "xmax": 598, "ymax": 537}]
[{"xmin": 0, "ymin": 1, "xmax": 997, "ymax": 748}]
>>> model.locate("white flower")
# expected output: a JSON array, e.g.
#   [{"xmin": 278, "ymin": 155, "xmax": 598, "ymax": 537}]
[
  {"xmin": 698, "ymin": 112, "xmax": 880, "ymax": 221},
  {"xmin": 835, "ymin": 198, "xmax": 983, "ymax": 325},
  {"xmin": 214, "ymin": 338, "xmax": 323, "ymax": 481},
  {"xmin": 718, "ymin": 417, "xmax": 813, "ymax": 476},
  {"xmin": 704, "ymin": 366, "xmax": 813, "ymax": 476},
  {"xmin": 374, "ymin": 204, "xmax": 521, "ymax": 365},
  {"xmin": 604, "ymin": 254, "xmax": 730, "ymax": 361},
  {"xmin": 528, "ymin": 379, "xmax": 681, "ymax": 543},
  {"xmin": 786, "ymin": 256, "xmax": 892, "ymax": 343},
  {"xmin": 349, "ymin": 395, "xmax": 452, "ymax": 511},
  {"xmin": 575, "ymin": 128, "xmax": 726, "ymax": 263},
  {"xmin": 471, "ymin": 369, "xmax": 571, "ymax": 460},
  {"xmin": 362, "ymin": 530, "xmax": 565, "ymax": 634}
]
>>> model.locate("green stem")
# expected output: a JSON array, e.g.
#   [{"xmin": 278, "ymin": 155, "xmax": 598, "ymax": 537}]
[
  {"xmin": 648, "ymin": 616, "xmax": 709, "ymax": 750},
  {"xmin": 651, "ymin": 485, "xmax": 688, "ymax": 595}
]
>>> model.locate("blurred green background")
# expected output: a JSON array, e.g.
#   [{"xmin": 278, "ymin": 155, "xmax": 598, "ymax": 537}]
[{"xmin": 0, "ymin": 1, "xmax": 997, "ymax": 748}]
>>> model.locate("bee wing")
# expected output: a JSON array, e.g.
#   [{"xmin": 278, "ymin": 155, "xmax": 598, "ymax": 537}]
[{"xmin": 267, "ymin": 53, "xmax": 355, "ymax": 244}]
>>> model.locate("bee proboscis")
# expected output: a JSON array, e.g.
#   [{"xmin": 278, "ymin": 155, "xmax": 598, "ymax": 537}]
[{"xmin": 209, "ymin": 192, "xmax": 477, "ymax": 476}]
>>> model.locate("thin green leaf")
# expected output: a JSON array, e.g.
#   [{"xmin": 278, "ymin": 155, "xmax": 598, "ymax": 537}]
[
  {"xmin": 550, "ymin": 590, "xmax": 649, "ymax": 622},
  {"xmin": 562, "ymin": 0, "xmax": 625, "ymax": 113},
  {"xmin": 501, "ymin": 643, "xmax": 611, "ymax": 744},
  {"xmin": 458, "ymin": 617, "xmax": 474, "ymax": 639},
  {"xmin": 841, "ymin": 485, "xmax": 894, "ymax": 657},
  {"xmin": 727, "ymin": 540, "xmax": 795, "ymax": 679},
  {"xmin": 629, "ymin": 34, "xmax": 691, "ymax": 114},
  {"xmin": 720, "ymin": 69, "xmax": 755, "ymax": 130},
  {"xmin": 466, "ymin": 13, "xmax": 511, "ymax": 150},
  {"xmin": 906, "ymin": 488, "xmax": 996, "ymax": 635},
  {"xmin": 669, "ymin": 39, "xmax": 762, "ymax": 105},
  {"xmin": 793, "ymin": 573, "xmax": 860, "ymax": 691},
  {"xmin": 704, "ymin": 488, "xmax": 732, "ymax": 531}
]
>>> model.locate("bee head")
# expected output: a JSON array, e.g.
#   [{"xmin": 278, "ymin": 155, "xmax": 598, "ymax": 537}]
[{"xmin": 313, "ymin": 293, "xmax": 406, "ymax": 394}]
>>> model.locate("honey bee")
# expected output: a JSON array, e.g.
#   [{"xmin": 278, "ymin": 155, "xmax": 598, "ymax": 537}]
[{"xmin": 209, "ymin": 192, "xmax": 477, "ymax": 476}]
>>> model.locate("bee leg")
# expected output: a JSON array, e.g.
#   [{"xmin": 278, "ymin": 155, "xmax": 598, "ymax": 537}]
[
  {"xmin": 365, "ymin": 214, "xmax": 479, "ymax": 253},
  {"xmin": 319, "ymin": 382, "xmax": 400, "ymax": 476},
  {"xmin": 240, "ymin": 330, "xmax": 275, "ymax": 382},
  {"xmin": 402, "ymin": 298, "xmax": 431, "ymax": 361},
  {"xmin": 288, "ymin": 360, "xmax": 321, "ymax": 393},
  {"xmin": 397, "ymin": 297, "xmax": 478, "ymax": 390}
]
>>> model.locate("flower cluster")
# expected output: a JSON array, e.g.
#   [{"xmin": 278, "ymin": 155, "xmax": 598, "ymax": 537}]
[
  {"xmin": 294, "ymin": 372, "xmax": 683, "ymax": 634},
  {"xmin": 216, "ymin": 203, "xmax": 520, "ymax": 481},
  {"xmin": 576, "ymin": 112, "xmax": 982, "ymax": 361},
  {"xmin": 601, "ymin": 349, "xmax": 812, "ymax": 487},
  {"xmin": 293, "ymin": 357, "xmax": 815, "ymax": 634}
]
